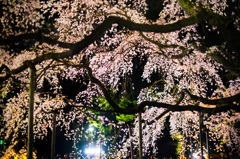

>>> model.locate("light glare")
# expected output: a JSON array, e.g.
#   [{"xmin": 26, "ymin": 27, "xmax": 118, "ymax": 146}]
[
  {"xmin": 88, "ymin": 127, "xmax": 94, "ymax": 132},
  {"xmin": 85, "ymin": 147, "xmax": 101, "ymax": 155}
]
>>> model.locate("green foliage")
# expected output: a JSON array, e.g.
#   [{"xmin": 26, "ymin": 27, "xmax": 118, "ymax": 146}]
[
  {"xmin": 116, "ymin": 114, "xmax": 135, "ymax": 123},
  {"xmin": 175, "ymin": 141, "xmax": 182, "ymax": 155},
  {"xmin": 88, "ymin": 119, "xmax": 101, "ymax": 129},
  {"xmin": 118, "ymin": 97, "xmax": 137, "ymax": 108},
  {"xmin": 94, "ymin": 94, "xmax": 137, "ymax": 123},
  {"xmin": 116, "ymin": 97, "xmax": 136, "ymax": 123},
  {"xmin": 94, "ymin": 95, "xmax": 112, "ymax": 110},
  {"xmin": 171, "ymin": 134, "xmax": 183, "ymax": 155}
]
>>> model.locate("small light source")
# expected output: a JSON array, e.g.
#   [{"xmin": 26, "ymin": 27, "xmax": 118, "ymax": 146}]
[
  {"xmin": 193, "ymin": 153, "xmax": 198, "ymax": 159},
  {"xmin": 85, "ymin": 147, "xmax": 101, "ymax": 155},
  {"xmin": 88, "ymin": 127, "xmax": 94, "ymax": 132},
  {"xmin": 0, "ymin": 140, "xmax": 4, "ymax": 145}
]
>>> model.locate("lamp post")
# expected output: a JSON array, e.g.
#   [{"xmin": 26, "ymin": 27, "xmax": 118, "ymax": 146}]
[
  {"xmin": 51, "ymin": 110, "xmax": 57, "ymax": 159},
  {"xmin": 128, "ymin": 123, "xmax": 134, "ymax": 159},
  {"xmin": 206, "ymin": 130, "xmax": 210, "ymax": 159},
  {"xmin": 203, "ymin": 127, "xmax": 210, "ymax": 159},
  {"xmin": 41, "ymin": 108, "xmax": 59, "ymax": 159},
  {"xmin": 27, "ymin": 66, "xmax": 35, "ymax": 159},
  {"xmin": 199, "ymin": 113, "xmax": 204, "ymax": 159}
]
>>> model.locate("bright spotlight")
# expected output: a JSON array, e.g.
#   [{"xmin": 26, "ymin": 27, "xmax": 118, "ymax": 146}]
[
  {"xmin": 192, "ymin": 151, "xmax": 207, "ymax": 159},
  {"xmin": 88, "ymin": 127, "xmax": 94, "ymax": 132},
  {"xmin": 193, "ymin": 153, "xmax": 198, "ymax": 159},
  {"xmin": 85, "ymin": 147, "xmax": 101, "ymax": 155}
]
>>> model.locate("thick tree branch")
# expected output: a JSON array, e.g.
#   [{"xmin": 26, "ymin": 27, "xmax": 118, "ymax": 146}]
[
  {"xmin": 57, "ymin": 63, "xmax": 240, "ymax": 115},
  {"xmin": 184, "ymin": 89, "xmax": 240, "ymax": 105},
  {"xmin": 0, "ymin": 51, "xmax": 73, "ymax": 82},
  {"xmin": 137, "ymin": 101, "xmax": 239, "ymax": 114},
  {"xmin": 0, "ymin": 15, "xmax": 203, "ymax": 83},
  {"xmin": 2, "ymin": 15, "xmax": 203, "ymax": 46},
  {"xmin": 59, "ymin": 62, "xmax": 131, "ymax": 114}
]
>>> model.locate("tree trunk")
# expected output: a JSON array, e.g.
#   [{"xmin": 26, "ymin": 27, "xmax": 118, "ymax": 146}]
[
  {"xmin": 51, "ymin": 111, "xmax": 57, "ymax": 159},
  {"xmin": 27, "ymin": 66, "xmax": 36, "ymax": 159},
  {"xmin": 138, "ymin": 112, "xmax": 142, "ymax": 159}
]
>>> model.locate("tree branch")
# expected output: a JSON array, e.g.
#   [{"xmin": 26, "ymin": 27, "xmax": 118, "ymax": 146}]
[
  {"xmin": 0, "ymin": 14, "xmax": 203, "ymax": 83},
  {"xmin": 184, "ymin": 89, "xmax": 240, "ymax": 105},
  {"xmin": 139, "ymin": 32, "xmax": 190, "ymax": 59},
  {"xmin": 58, "ymin": 62, "xmax": 131, "ymax": 114},
  {"xmin": 176, "ymin": 91, "xmax": 185, "ymax": 105},
  {"xmin": 146, "ymin": 109, "xmax": 170, "ymax": 125},
  {"xmin": 0, "ymin": 64, "xmax": 11, "ymax": 80},
  {"xmin": 137, "ymin": 101, "xmax": 239, "ymax": 114},
  {"xmin": 208, "ymin": 52, "xmax": 240, "ymax": 76},
  {"xmin": 57, "ymin": 62, "xmax": 240, "ymax": 115}
]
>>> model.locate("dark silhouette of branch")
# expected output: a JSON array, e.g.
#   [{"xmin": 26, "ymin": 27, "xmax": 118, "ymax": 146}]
[
  {"xmin": 59, "ymin": 62, "xmax": 131, "ymax": 114},
  {"xmin": 57, "ymin": 62, "xmax": 240, "ymax": 115},
  {"xmin": 146, "ymin": 109, "xmax": 170, "ymax": 125},
  {"xmin": 137, "ymin": 101, "xmax": 239, "ymax": 114},
  {"xmin": 184, "ymin": 89, "xmax": 240, "ymax": 105},
  {"xmin": 0, "ymin": 64, "xmax": 11, "ymax": 80},
  {"xmin": 176, "ymin": 91, "xmax": 185, "ymax": 105},
  {"xmin": 139, "ymin": 32, "xmax": 190, "ymax": 59},
  {"xmin": 0, "ymin": 14, "xmax": 204, "ymax": 83}
]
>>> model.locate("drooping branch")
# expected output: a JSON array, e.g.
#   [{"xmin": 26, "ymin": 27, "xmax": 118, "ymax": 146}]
[
  {"xmin": 0, "ymin": 14, "xmax": 204, "ymax": 83},
  {"xmin": 176, "ymin": 91, "xmax": 185, "ymax": 105},
  {"xmin": 139, "ymin": 32, "xmax": 190, "ymax": 59},
  {"xmin": 59, "ymin": 62, "xmax": 240, "ymax": 115},
  {"xmin": 146, "ymin": 109, "xmax": 170, "ymax": 125},
  {"xmin": 208, "ymin": 52, "xmax": 240, "ymax": 76},
  {"xmin": 0, "ymin": 51, "xmax": 73, "ymax": 82},
  {"xmin": 58, "ymin": 62, "xmax": 131, "ymax": 114}
]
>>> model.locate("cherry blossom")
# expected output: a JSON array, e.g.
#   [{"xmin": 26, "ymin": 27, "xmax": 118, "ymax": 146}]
[{"xmin": 0, "ymin": 0, "xmax": 240, "ymax": 157}]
